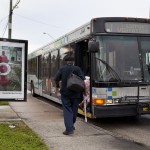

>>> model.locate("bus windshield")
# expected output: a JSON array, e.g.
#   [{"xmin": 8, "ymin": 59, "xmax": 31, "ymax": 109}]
[{"xmin": 94, "ymin": 36, "xmax": 150, "ymax": 82}]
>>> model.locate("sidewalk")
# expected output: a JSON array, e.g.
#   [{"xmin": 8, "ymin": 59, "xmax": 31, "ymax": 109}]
[{"xmin": 0, "ymin": 94, "xmax": 149, "ymax": 150}]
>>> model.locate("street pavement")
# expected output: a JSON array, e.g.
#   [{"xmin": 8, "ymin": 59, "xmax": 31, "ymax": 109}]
[{"xmin": 0, "ymin": 93, "xmax": 149, "ymax": 150}]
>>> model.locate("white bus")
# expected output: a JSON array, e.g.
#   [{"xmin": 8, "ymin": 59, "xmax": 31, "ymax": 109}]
[{"xmin": 28, "ymin": 17, "xmax": 150, "ymax": 118}]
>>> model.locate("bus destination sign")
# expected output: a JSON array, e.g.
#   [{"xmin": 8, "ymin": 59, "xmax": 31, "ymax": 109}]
[{"xmin": 105, "ymin": 22, "xmax": 150, "ymax": 34}]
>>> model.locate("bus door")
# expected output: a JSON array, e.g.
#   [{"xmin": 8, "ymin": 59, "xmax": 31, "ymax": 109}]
[{"xmin": 74, "ymin": 41, "xmax": 89, "ymax": 76}]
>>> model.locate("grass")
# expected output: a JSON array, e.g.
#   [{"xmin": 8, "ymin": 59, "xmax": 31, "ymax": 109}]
[
  {"xmin": 0, "ymin": 121, "xmax": 49, "ymax": 150},
  {"xmin": 0, "ymin": 101, "xmax": 9, "ymax": 105}
]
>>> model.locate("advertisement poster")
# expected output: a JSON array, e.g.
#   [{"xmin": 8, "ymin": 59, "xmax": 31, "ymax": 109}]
[{"xmin": 0, "ymin": 38, "xmax": 28, "ymax": 101}]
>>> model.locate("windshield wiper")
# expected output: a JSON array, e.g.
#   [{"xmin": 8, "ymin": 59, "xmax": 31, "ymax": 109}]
[{"xmin": 95, "ymin": 57, "xmax": 121, "ymax": 82}]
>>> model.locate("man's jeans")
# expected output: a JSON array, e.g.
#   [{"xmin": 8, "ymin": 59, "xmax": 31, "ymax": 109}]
[{"xmin": 61, "ymin": 95, "xmax": 80, "ymax": 132}]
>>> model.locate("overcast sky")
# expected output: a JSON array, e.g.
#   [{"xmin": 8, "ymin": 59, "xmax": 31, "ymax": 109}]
[{"xmin": 0, "ymin": 0, "xmax": 150, "ymax": 53}]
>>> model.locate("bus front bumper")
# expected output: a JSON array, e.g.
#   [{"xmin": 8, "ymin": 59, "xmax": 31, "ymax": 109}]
[{"xmin": 93, "ymin": 104, "xmax": 150, "ymax": 118}]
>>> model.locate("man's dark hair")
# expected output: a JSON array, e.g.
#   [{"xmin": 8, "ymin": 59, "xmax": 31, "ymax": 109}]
[{"xmin": 64, "ymin": 55, "xmax": 74, "ymax": 61}]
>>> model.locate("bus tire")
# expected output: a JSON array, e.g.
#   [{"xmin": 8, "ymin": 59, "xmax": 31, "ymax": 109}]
[{"xmin": 31, "ymin": 82, "xmax": 36, "ymax": 97}]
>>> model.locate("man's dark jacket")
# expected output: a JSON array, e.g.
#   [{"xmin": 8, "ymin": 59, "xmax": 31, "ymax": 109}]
[{"xmin": 54, "ymin": 64, "xmax": 84, "ymax": 98}]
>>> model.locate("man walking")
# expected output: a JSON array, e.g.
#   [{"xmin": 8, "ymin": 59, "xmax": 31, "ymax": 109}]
[{"xmin": 54, "ymin": 55, "xmax": 84, "ymax": 135}]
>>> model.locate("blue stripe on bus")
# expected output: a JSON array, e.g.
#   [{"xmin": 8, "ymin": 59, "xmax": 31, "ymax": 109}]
[
  {"xmin": 107, "ymin": 88, "xmax": 112, "ymax": 92},
  {"xmin": 107, "ymin": 96, "xmax": 112, "ymax": 99}
]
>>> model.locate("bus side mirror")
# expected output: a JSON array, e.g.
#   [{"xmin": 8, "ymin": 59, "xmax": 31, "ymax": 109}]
[{"xmin": 88, "ymin": 41, "xmax": 99, "ymax": 53}]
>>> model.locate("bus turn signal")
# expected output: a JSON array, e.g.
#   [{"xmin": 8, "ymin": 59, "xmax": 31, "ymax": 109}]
[{"xmin": 92, "ymin": 98, "xmax": 105, "ymax": 105}]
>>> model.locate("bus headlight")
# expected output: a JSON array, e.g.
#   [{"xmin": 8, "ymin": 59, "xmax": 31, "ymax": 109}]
[{"xmin": 106, "ymin": 99, "xmax": 113, "ymax": 104}]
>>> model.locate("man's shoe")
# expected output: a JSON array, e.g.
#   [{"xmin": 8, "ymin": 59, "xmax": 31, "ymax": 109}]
[
  {"xmin": 73, "ymin": 126, "xmax": 75, "ymax": 130},
  {"xmin": 63, "ymin": 131, "xmax": 74, "ymax": 135}
]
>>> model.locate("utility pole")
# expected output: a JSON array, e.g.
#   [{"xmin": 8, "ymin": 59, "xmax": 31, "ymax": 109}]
[
  {"xmin": 8, "ymin": 0, "xmax": 13, "ymax": 39},
  {"xmin": 8, "ymin": 0, "xmax": 21, "ymax": 39}
]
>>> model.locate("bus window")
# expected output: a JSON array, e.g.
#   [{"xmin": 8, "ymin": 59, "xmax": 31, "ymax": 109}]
[
  {"xmin": 140, "ymin": 37, "xmax": 150, "ymax": 81},
  {"xmin": 51, "ymin": 50, "xmax": 59, "ymax": 78},
  {"xmin": 28, "ymin": 57, "xmax": 37, "ymax": 75},
  {"xmin": 39, "ymin": 53, "xmax": 51, "ymax": 94},
  {"xmin": 38, "ymin": 55, "xmax": 42, "ymax": 79},
  {"xmin": 49, "ymin": 50, "xmax": 59, "ymax": 95},
  {"xmin": 41, "ymin": 53, "xmax": 50, "ymax": 78},
  {"xmin": 95, "ymin": 36, "xmax": 141, "ymax": 81}
]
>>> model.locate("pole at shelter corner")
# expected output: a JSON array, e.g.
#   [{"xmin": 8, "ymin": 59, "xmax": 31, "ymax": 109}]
[{"xmin": 8, "ymin": 0, "xmax": 13, "ymax": 39}]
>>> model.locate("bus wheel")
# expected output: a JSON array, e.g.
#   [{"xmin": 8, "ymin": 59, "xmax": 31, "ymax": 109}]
[{"xmin": 31, "ymin": 82, "xmax": 36, "ymax": 97}]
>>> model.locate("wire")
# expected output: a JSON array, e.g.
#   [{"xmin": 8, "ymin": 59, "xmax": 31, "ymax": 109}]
[
  {"xmin": 2, "ymin": 22, "xmax": 8, "ymax": 38},
  {"xmin": 12, "ymin": 0, "xmax": 21, "ymax": 12},
  {"xmin": 0, "ymin": 16, "xmax": 8, "ymax": 24}
]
